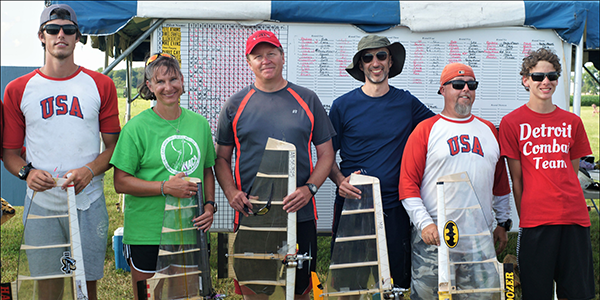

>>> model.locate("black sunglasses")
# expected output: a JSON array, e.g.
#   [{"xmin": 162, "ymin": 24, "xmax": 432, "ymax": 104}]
[
  {"xmin": 243, "ymin": 182, "xmax": 273, "ymax": 216},
  {"xmin": 527, "ymin": 72, "xmax": 559, "ymax": 82},
  {"xmin": 361, "ymin": 51, "xmax": 388, "ymax": 63},
  {"xmin": 43, "ymin": 24, "xmax": 78, "ymax": 35},
  {"xmin": 444, "ymin": 80, "xmax": 479, "ymax": 91}
]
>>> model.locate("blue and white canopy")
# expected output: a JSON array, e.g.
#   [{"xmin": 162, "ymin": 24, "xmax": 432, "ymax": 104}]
[{"xmin": 55, "ymin": 1, "xmax": 598, "ymax": 49}]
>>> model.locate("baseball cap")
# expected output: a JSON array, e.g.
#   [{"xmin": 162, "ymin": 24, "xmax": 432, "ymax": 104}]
[
  {"xmin": 438, "ymin": 63, "xmax": 476, "ymax": 94},
  {"xmin": 245, "ymin": 30, "xmax": 282, "ymax": 55},
  {"xmin": 40, "ymin": 4, "xmax": 78, "ymax": 27},
  {"xmin": 346, "ymin": 34, "xmax": 406, "ymax": 82}
]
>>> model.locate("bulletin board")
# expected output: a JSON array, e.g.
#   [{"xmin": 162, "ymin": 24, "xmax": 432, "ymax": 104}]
[{"xmin": 151, "ymin": 20, "xmax": 565, "ymax": 232}]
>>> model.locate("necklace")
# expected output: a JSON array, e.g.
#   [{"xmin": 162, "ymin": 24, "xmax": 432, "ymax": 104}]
[{"xmin": 154, "ymin": 107, "xmax": 181, "ymax": 133}]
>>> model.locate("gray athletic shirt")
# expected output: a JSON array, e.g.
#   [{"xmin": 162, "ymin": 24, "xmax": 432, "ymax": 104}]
[{"xmin": 216, "ymin": 82, "xmax": 336, "ymax": 222}]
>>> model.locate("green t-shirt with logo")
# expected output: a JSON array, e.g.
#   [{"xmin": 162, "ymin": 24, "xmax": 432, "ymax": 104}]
[{"xmin": 110, "ymin": 108, "xmax": 216, "ymax": 245}]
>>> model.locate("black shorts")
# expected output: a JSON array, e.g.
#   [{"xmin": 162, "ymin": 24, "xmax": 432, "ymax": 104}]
[
  {"xmin": 331, "ymin": 201, "xmax": 412, "ymax": 289},
  {"xmin": 124, "ymin": 244, "xmax": 159, "ymax": 273},
  {"xmin": 518, "ymin": 225, "xmax": 595, "ymax": 300},
  {"xmin": 295, "ymin": 220, "xmax": 317, "ymax": 294}
]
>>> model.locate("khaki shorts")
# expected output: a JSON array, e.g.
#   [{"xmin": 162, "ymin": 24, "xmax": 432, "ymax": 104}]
[{"xmin": 24, "ymin": 195, "xmax": 108, "ymax": 281}]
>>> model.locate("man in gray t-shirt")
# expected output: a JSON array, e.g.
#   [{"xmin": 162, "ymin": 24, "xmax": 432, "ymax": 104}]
[{"xmin": 215, "ymin": 30, "xmax": 335, "ymax": 299}]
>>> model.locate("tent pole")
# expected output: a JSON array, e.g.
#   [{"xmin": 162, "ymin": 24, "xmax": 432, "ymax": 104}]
[
  {"xmin": 562, "ymin": 43, "xmax": 572, "ymax": 110},
  {"xmin": 573, "ymin": 38, "xmax": 584, "ymax": 116},
  {"xmin": 125, "ymin": 54, "xmax": 132, "ymax": 122},
  {"xmin": 102, "ymin": 18, "xmax": 165, "ymax": 75}
]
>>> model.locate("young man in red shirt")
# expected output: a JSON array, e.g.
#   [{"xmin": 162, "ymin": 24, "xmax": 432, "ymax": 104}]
[{"xmin": 499, "ymin": 48, "xmax": 595, "ymax": 300}]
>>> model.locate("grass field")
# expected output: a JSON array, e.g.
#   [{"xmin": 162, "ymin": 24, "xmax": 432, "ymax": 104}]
[{"xmin": 1, "ymin": 102, "xmax": 598, "ymax": 299}]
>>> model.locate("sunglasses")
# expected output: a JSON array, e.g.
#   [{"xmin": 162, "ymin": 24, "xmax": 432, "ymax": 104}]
[
  {"xmin": 146, "ymin": 53, "xmax": 175, "ymax": 66},
  {"xmin": 361, "ymin": 51, "xmax": 388, "ymax": 63},
  {"xmin": 527, "ymin": 72, "xmax": 559, "ymax": 82},
  {"xmin": 43, "ymin": 24, "xmax": 78, "ymax": 35},
  {"xmin": 243, "ymin": 182, "xmax": 274, "ymax": 216},
  {"xmin": 444, "ymin": 80, "xmax": 479, "ymax": 91}
]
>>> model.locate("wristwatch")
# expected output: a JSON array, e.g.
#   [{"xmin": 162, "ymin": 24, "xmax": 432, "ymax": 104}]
[
  {"xmin": 18, "ymin": 162, "xmax": 35, "ymax": 180},
  {"xmin": 204, "ymin": 201, "xmax": 217, "ymax": 213},
  {"xmin": 305, "ymin": 183, "xmax": 318, "ymax": 196},
  {"xmin": 498, "ymin": 219, "xmax": 512, "ymax": 231}
]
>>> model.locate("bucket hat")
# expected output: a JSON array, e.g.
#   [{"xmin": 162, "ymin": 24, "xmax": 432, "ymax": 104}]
[{"xmin": 346, "ymin": 35, "xmax": 405, "ymax": 82}]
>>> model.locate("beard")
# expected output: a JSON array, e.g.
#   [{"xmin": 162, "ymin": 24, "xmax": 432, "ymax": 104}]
[
  {"xmin": 455, "ymin": 101, "xmax": 472, "ymax": 117},
  {"xmin": 47, "ymin": 42, "xmax": 74, "ymax": 60},
  {"xmin": 52, "ymin": 52, "xmax": 71, "ymax": 60},
  {"xmin": 365, "ymin": 67, "xmax": 389, "ymax": 84}
]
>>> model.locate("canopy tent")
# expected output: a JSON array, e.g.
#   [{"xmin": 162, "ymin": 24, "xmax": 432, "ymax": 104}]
[
  {"xmin": 53, "ymin": 0, "xmax": 598, "ymax": 117},
  {"xmin": 57, "ymin": 1, "xmax": 599, "ymax": 59}
]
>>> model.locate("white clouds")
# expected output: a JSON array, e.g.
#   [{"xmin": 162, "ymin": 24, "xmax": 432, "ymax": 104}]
[
  {"xmin": 1, "ymin": 0, "xmax": 131, "ymax": 71},
  {"xmin": 1, "ymin": 20, "xmax": 14, "ymax": 37},
  {"xmin": 1, "ymin": 1, "xmax": 45, "ymax": 67}
]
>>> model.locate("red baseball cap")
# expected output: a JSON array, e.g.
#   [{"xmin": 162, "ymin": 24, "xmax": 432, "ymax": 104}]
[{"xmin": 245, "ymin": 30, "xmax": 282, "ymax": 55}]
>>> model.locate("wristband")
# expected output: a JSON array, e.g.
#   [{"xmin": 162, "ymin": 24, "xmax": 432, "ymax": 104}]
[
  {"xmin": 161, "ymin": 180, "xmax": 167, "ymax": 197},
  {"xmin": 204, "ymin": 201, "xmax": 217, "ymax": 213},
  {"xmin": 84, "ymin": 165, "xmax": 95, "ymax": 178}
]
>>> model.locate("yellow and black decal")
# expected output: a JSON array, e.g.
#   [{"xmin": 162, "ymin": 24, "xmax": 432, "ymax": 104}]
[
  {"xmin": 443, "ymin": 220, "xmax": 459, "ymax": 248},
  {"xmin": 504, "ymin": 263, "xmax": 516, "ymax": 299}
]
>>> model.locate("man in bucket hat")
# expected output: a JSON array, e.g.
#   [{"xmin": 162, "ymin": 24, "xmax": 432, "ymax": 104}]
[
  {"xmin": 328, "ymin": 35, "xmax": 434, "ymax": 293},
  {"xmin": 399, "ymin": 63, "xmax": 511, "ymax": 299}
]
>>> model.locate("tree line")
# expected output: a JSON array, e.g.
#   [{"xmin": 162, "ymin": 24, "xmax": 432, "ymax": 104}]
[
  {"xmin": 580, "ymin": 64, "xmax": 599, "ymax": 96},
  {"xmin": 96, "ymin": 67, "xmax": 145, "ymax": 96}
]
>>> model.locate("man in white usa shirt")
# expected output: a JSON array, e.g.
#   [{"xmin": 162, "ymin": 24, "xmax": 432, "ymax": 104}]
[
  {"xmin": 2, "ymin": 4, "xmax": 120, "ymax": 299},
  {"xmin": 398, "ymin": 63, "xmax": 511, "ymax": 300}
]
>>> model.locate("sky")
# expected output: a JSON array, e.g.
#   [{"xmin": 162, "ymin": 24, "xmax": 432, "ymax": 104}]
[{"xmin": 1, "ymin": 0, "xmax": 134, "ymax": 71}]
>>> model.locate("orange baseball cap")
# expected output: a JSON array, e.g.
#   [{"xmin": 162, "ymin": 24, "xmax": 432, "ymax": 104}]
[{"xmin": 438, "ymin": 63, "xmax": 476, "ymax": 94}]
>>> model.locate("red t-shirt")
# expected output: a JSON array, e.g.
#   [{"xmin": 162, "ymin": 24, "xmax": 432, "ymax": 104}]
[{"xmin": 499, "ymin": 105, "xmax": 591, "ymax": 227}]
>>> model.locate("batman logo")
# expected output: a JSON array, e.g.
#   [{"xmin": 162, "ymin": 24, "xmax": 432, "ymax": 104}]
[{"xmin": 444, "ymin": 220, "xmax": 459, "ymax": 248}]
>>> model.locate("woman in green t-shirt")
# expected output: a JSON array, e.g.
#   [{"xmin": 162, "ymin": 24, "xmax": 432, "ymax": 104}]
[{"xmin": 110, "ymin": 52, "xmax": 216, "ymax": 299}]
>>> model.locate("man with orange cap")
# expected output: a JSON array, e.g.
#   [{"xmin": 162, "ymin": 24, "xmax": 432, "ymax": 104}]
[{"xmin": 398, "ymin": 63, "xmax": 511, "ymax": 299}]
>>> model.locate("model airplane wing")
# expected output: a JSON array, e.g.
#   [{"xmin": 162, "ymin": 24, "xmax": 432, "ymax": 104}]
[
  {"xmin": 436, "ymin": 172, "xmax": 505, "ymax": 300},
  {"xmin": 321, "ymin": 174, "xmax": 398, "ymax": 299},
  {"xmin": 17, "ymin": 178, "xmax": 88, "ymax": 300},
  {"xmin": 231, "ymin": 138, "xmax": 297, "ymax": 299},
  {"xmin": 145, "ymin": 177, "xmax": 213, "ymax": 299}
]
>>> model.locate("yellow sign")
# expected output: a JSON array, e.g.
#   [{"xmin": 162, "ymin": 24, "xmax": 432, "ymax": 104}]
[{"xmin": 162, "ymin": 27, "xmax": 181, "ymax": 65}]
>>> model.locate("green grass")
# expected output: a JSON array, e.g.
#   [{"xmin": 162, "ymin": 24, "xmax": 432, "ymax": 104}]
[
  {"xmin": 117, "ymin": 95, "xmax": 152, "ymax": 126},
  {"xmin": 576, "ymin": 106, "xmax": 600, "ymax": 161},
  {"xmin": 588, "ymin": 199, "xmax": 600, "ymax": 300},
  {"xmin": 1, "ymin": 100, "xmax": 598, "ymax": 299}
]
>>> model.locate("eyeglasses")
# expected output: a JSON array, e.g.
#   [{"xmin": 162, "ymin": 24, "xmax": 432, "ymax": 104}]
[
  {"xmin": 444, "ymin": 80, "xmax": 479, "ymax": 91},
  {"xmin": 361, "ymin": 51, "xmax": 388, "ymax": 63},
  {"xmin": 243, "ymin": 182, "xmax": 274, "ymax": 216},
  {"xmin": 146, "ymin": 53, "xmax": 175, "ymax": 66},
  {"xmin": 43, "ymin": 24, "xmax": 78, "ymax": 35},
  {"xmin": 527, "ymin": 72, "xmax": 559, "ymax": 82}
]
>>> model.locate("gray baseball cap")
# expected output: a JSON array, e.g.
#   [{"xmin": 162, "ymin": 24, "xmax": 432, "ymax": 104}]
[
  {"xmin": 40, "ymin": 4, "xmax": 78, "ymax": 27},
  {"xmin": 346, "ymin": 35, "xmax": 406, "ymax": 82}
]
